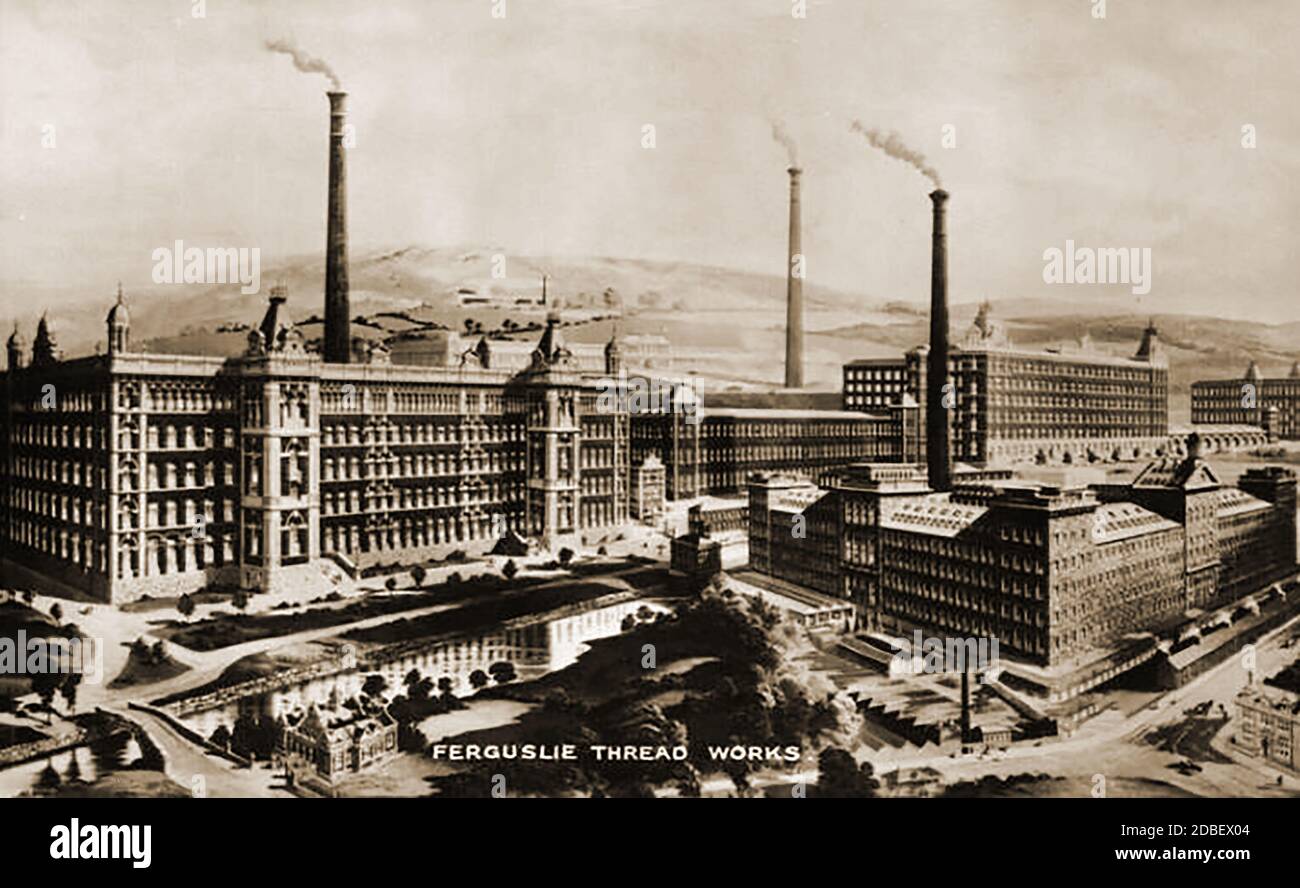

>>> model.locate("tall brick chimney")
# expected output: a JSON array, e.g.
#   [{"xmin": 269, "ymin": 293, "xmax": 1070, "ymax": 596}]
[
  {"xmin": 784, "ymin": 167, "xmax": 804, "ymax": 389},
  {"xmin": 927, "ymin": 189, "xmax": 951, "ymax": 491},
  {"xmin": 323, "ymin": 91, "xmax": 350, "ymax": 363}
]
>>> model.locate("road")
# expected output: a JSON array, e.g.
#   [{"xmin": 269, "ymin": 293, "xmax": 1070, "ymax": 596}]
[
  {"xmin": 689, "ymin": 610, "xmax": 1300, "ymax": 798},
  {"xmin": 102, "ymin": 704, "xmax": 288, "ymax": 799},
  {"xmin": 67, "ymin": 563, "xmax": 659, "ymax": 797}
]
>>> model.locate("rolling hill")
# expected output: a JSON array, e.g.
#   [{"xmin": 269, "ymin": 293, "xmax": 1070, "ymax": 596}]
[{"xmin": 10, "ymin": 245, "xmax": 1298, "ymax": 418}]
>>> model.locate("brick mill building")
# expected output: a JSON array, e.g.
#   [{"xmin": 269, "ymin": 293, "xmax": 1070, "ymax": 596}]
[
  {"xmin": 843, "ymin": 304, "xmax": 1170, "ymax": 466},
  {"xmin": 744, "ymin": 440, "xmax": 1296, "ymax": 700},
  {"xmin": 0, "ymin": 288, "xmax": 637, "ymax": 604},
  {"xmin": 0, "ymin": 88, "xmax": 921, "ymax": 606},
  {"xmin": 1191, "ymin": 360, "xmax": 1300, "ymax": 441}
]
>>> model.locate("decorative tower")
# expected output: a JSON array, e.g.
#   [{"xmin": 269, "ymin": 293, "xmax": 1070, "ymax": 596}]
[
  {"xmin": 604, "ymin": 325, "xmax": 623, "ymax": 376},
  {"xmin": 106, "ymin": 283, "xmax": 130, "ymax": 355},
  {"xmin": 239, "ymin": 284, "xmax": 320, "ymax": 592},
  {"xmin": 31, "ymin": 312, "xmax": 59, "ymax": 367},
  {"xmin": 522, "ymin": 312, "xmax": 582, "ymax": 550},
  {"xmin": 5, "ymin": 323, "xmax": 25, "ymax": 371},
  {"xmin": 1134, "ymin": 318, "xmax": 1162, "ymax": 361}
]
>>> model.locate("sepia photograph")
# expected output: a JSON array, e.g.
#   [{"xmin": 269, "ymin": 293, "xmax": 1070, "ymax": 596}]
[{"xmin": 0, "ymin": 0, "xmax": 1296, "ymax": 866}]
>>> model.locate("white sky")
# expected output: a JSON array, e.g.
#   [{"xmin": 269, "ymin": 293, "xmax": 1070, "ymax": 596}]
[{"xmin": 1, "ymin": 0, "xmax": 1297, "ymax": 320}]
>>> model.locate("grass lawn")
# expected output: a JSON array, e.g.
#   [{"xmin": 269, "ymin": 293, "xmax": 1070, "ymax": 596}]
[
  {"xmin": 108, "ymin": 645, "xmax": 191, "ymax": 689},
  {"xmin": 341, "ymin": 581, "xmax": 638, "ymax": 646},
  {"xmin": 154, "ymin": 562, "xmax": 663, "ymax": 652}
]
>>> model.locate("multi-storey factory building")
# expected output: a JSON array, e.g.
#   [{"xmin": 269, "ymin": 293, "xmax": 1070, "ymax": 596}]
[
  {"xmin": 1191, "ymin": 360, "xmax": 1300, "ymax": 441},
  {"xmin": 0, "ymin": 89, "xmax": 639, "ymax": 605},
  {"xmin": 843, "ymin": 304, "xmax": 1170, "ymax": 466},
  {"xmin": 746, "ymin": 441, "xmax": 1296, "ymax": 674},
  {"xmin": 1, "ymin": 288, "xmax": 631, "ymax": 604},
  {"xmin": 630, "ymin": 401, "xmax": 920, "ymax": 501}
]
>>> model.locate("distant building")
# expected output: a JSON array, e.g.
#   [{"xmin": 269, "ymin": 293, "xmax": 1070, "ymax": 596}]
[
  {"xmin": 621, "ymin": 334, "xmax": 673, "ymax": 370},
  {"xmin": 669, "ymin": 533, "xmax": 721, "ymax": 593},
  {"xmin": 631, "ymin": 404, "xmax": 918, "ymax": 500},
  {"xmin": 1235, "ymin": 662, "xmax": 1300, "ymax": 772},
  {"xmin": 0, "ymin": 292, "xmax": 632, "ymax": 604},
  {"xmin": 843, "ymin": 306, "xmax": 1169, "ymax": 466},
  {"xmin": 746, "ymin": 438, "xmax": 1296, "ymax": 673},
  {"xmin": 630, "ymin": 455, "xmax": 666, "ymax": 523},
  {"xmin": 1191, "ymin": 360, "xmax": 1300, "ymax": 440},
  {"xmin": 281, "ymin": 703, "xmax": 398, "ymax": 781},
  {"xmin": 687, "ymin": 501, "xmax": 748, "ymax": 537}
]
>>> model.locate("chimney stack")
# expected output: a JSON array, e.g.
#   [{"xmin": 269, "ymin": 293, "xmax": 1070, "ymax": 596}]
[
  {"xmin": 784, "ymin": 167, "xmax": 804, "ymax": 389},
  {"xmin": 927, "ymin": 188, "xmax": 951, "ymax": 492},
  {"xmin": 323, "ymin": 91, "xmax": 351, "ymax": 363}
]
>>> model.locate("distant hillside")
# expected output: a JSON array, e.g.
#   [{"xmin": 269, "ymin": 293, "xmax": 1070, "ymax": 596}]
[
  {"xmin": 14, "ymin": 245, "xmax": 1300, "ymax": 415},
  {"xmin": 819, "ymin": 307, "xmax": 1300, "ymax": 415}
]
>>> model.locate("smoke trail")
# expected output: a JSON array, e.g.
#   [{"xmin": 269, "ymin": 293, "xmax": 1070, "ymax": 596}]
[
  {"xmin": 771, "ymin": 120, "xmax": 799, "ymax": 167},
  {"xmin": 265, "ymin": 38, "xmax": 341, "ymax": 89},
  {"xmin": 849, "ymin": 121, "xmax": 941, "ymax": 187}
]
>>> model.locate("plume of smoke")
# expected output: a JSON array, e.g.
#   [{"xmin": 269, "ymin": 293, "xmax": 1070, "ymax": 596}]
[
  {"xmin": 265, "ymin": 38, "xmax": 341, "ymax": 90},
  {"xmin": 849, "ymin": 121, "xmax": 941, "ymax": 187},
  {"xmin": 771, "ymin": 120, "xmax": 799, "ymax": 167}
]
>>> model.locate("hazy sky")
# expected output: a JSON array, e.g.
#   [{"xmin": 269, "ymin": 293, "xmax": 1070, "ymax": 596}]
[{"xmin": 2, "ymin": 0, "xmax": 1297, "ymax": 320}]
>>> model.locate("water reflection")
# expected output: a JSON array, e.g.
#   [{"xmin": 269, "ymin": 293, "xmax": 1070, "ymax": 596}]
[
  {"xmin": 0, "ymin": 731, "xmax": 145, "ymax": 797},
  {"xmin": 180, "ymin": 598, "xmax": 667, "ymax": 740}
]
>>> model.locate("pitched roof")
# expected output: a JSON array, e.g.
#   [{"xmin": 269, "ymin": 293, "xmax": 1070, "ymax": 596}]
[
  {"xmin": 879, "ymin": 494, "xmax": 987, "ymax": 537},
  {"xmin": 1131, "ymin": 455, "xmax": 1220, "ymax": 491},
  {"xmin": 1092, "ymin": 502, "xmax": 1179, "ymax": 543}
]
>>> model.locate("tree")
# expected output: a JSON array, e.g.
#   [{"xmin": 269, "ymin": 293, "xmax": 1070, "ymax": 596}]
[
  {"xmin": 385, "ymin": 576, "xmax": 398, "ymax": 591},
  {"xmin": 177, "ymin": 594, "xmax": 196, "ymax": 621},
  {"xmin": 210, "ymin": 724, "xmax": 232, "ymax": 749},
  {"xmin": 558, "ymin": 547, "xmax": 575, "ymax": 567},
  {"xmin": 437, "ymin": 676, "xmax": 455, "ymax": 698},
  {"xmin": 362, "ymin": 674, "xmax": 388, "ymax": 700},
  {"xmin": 20, "ymin": 590, "xmax": 34, "ymax": 605},
  {"xmin": 502, "ymin": 559, "xmax": 519, "ymax": 581},
  {"xmin": 35, "ymin": 759, "xmax": 61, "ymax": 793},
  {"xmin": 489, "ymin": 661, "xmax": 517, "ymax": 685},
  {"xmin": 232, "ymin": 589, "xmax": 249, "ymax": 612},
  {"xmin": 49, "ymin": 602, "xmax": 63, "ymax": 624},
  {"xmin": 31, "ymin": 672, "xmax": 62, "ymax": 724},
  {"xmin": 469, "ymin": 669, "xmax": 490, "ymax": 690},
  {"xmin": 403, "ymin": 669, "xmax": 433, "ymax": 703},
  {"xmin": 410, "ymin": 565, "xmax": 428, "ymax": 588},
  {"xmin": 814, "ymin": 747, "xmax": 878, "ymax": 798},
  {"xmin": 58, "ymin": 675, "xmax": 80, "ymax": 714}
]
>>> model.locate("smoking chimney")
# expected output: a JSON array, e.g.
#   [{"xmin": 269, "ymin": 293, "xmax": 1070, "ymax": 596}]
[
  {"xmin": 784, "ymin": 167, "xmax": 804, "ymax": 389},
  {"xmin": 927, "ymin": 189, "xmax": 951, "ymax": 492},
  {"xmin": 960, "ymin": 665, "xmax": 972, "ymax": 745},
  {"xmin": 323, "ymin": 91, "xmax": 351, "ymax": 363}
]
